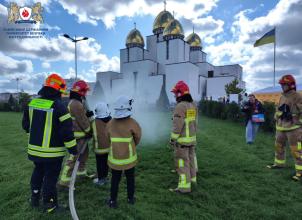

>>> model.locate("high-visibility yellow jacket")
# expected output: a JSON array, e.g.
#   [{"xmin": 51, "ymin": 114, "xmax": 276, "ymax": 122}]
[
  {"xmin": 22, "ymin": 96, "xmax": 77, "ymax": 161},
  {"xmin": 105, "ymin": 117, "xmax": 142, "ymax": 170},
  {"xmin": 171, "ymin": 101, "xmax": 198, "ymax": 146},
  {"xmin": 275, "ymin": 90, "xmax": 302, "ymax": 131}
]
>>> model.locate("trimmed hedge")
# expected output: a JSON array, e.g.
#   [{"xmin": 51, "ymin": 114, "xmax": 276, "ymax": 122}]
[{"xmin": 199, "ymin": 100, "xmax": 276, "ymax": 132}]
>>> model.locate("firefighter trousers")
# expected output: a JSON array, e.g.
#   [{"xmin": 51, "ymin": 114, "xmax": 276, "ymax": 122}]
[
  {"xmin": 174, "ymin": 145, "xmax": 196, "ymax": 192},
  {"xmin": 59, "ymin": 138, "xmax": 89, "ymax": 184},
  {"xmin": 95, "ymin": 153, "xmax": 109, "ymax": 179},
  {"xmin": 110, "ymin": 167, "xmax": 135, "ymax": 201},
  {"xmin": 274, "ymin": 127, "xmax": 302, "ymax": 174},
  {"xmin": 31, "ymin": 159, "xmax": 63, "ymax": 204}
]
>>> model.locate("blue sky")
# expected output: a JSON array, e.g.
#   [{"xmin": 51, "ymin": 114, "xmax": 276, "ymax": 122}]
[{"xmin": 0, "ymin": 0, "xmax": 301, "ymax": 93}]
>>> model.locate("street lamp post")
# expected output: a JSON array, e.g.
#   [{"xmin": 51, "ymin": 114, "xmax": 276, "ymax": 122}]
[{"xmin": 63, "ymin": 34, "xmax": 89, "ymax": 81}]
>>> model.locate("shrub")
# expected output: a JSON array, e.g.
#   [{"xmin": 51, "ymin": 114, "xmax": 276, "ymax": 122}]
[
  {"xmin": 261, "ymin": 102, "xmax": 276, "ymax": 132},
  {"xmin": 199, "ymin": 100, "xmax": 276, "ymax": 132}
]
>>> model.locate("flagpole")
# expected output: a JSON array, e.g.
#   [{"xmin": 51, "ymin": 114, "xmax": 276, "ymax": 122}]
[{"xmin": 273, "ymin": 27, "xmax": 276, "ymax": 87}]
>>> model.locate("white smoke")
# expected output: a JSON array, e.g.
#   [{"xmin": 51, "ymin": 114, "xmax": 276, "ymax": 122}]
[{"xmin": 87, "ymin": 77, "xmax": 172, "ymax": 146}]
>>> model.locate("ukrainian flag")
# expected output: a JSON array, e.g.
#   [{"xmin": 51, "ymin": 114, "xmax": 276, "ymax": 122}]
[{"xmin": 254, "ymin": 28, "xmax": 275, "ymax": 47}]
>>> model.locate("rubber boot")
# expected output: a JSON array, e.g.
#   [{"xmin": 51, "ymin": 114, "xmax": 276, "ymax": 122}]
[
  {"xmin": 30, "ymin": 190, "xmax": 40, "ymax": 207},
  {"xmin": 127, "ymin": 197, "xmax": 136, "ymax": 205},
  {"xmin": 106, "ymin": 198, "xmax": 117, "ymax": 209},
  {"xmin": 44, "ymin": 198, "xmax": 58, "ymax": 213}
]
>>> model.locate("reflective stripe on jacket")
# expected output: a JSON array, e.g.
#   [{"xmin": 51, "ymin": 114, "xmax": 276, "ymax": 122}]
[
  {"xmin": 24, "ymin": 98, "xmax": 77, "ymax": 160},
  {"xmin": 275, "ymin": 90, "xmax": 302, "ymax": 131},
  {"xmin": 68, "ymin": 99, "xmax": 91, "ymax": 139},
  {"xmin": 105, "ymin": 117, "xmax": 142, "ymax": 170},
  {"xmin": 171, "ymin": 101, "xmax": 198, "ymax": 146},
  {"xmin": 94, "ymin": 118, "xmax": 111, "ymax": 154}
]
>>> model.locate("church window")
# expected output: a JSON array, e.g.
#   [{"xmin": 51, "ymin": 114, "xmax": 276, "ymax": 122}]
[
  {"xmin": 133, "ymin": 71, "xmax": 138, "ymax": 92},
  {"xmin": 208, "ymin": 71, "xmax": 214, "ymax": 78}
]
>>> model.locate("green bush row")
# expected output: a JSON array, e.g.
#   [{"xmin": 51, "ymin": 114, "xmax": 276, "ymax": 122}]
[
  {"xmin": 199, "ymin": 100, "xmax": 276, "ymax": 132},
  {"xmin": 0, "ymin": 93, "xmax": 31, "ymax": 112}
]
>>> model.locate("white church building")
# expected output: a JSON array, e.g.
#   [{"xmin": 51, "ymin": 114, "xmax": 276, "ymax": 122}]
[{"xmin": 95, "ymin": 8, "xmax": 244, "ymax": 104}]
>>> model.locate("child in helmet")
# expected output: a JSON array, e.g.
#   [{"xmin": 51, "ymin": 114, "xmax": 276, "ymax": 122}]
[
  {"xmin": 105, "ymin": 96, "xmax": 142, "ymax": 208},
  {"xmin": 93, "ymin": 102, "xmax": 112, "ymax": 185}
]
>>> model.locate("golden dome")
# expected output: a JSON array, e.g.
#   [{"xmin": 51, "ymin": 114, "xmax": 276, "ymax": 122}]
[
  {"xmin": 186, "ymin": 32, "xmax": 202, "ymax": 48},
  {"xmin": 153, "ymin": 10, "xmax": 173, "ymax": 34},
  {"xmin": 126, "ymin": 28, "xmax": 144, "ymax": 48},
  {"xmin": 163, "ymin": 19, "xmax": 184, "ymax": 40}
]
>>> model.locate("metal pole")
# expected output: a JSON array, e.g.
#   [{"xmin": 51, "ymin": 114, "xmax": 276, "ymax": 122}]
[
  {"xmin": 75, "ymin": 36, "xmax": 78, "ymax": 81},
  {"xmin": 273, "ymin": 27, "xmax": 276, "ymax": 87},
  {"xmin": 17, "ymin": 78, "xmax": 19, "ymax": 93}
]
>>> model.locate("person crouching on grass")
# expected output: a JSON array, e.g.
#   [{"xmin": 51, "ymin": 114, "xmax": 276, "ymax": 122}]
[
  {"xmin": 105, "ymin": 96, "xmax": 142, "ymax": 208},
  {"xmin": 92, "ymin": 102, "xmax": 112, "ymax": 186}
]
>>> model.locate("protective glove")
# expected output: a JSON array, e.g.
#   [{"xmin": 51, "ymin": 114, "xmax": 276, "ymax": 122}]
[
  {"xmin": 68, "ymin": 147, "xmax": 78, "ymax": 156},
  {"xmin": 278, "ymin": 104, "xmax": 292, "ymax": 120},
  {"xmin": 86, "ymin": 110, "xmax": 94, "ymax": 118},
  {"xmin": 169, "ymin": 139, "xmax": 177, "ymax": 148}
]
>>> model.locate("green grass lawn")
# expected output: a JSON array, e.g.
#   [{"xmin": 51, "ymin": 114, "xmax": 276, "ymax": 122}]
[{"xmin": 1, "ymin": 112, "xmax": 302, "ymax": 220}]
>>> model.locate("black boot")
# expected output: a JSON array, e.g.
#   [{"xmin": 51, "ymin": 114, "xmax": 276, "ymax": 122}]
[
  {"xmin": 44, "ymin": 198, "xmax": 58, "ymax": 213},
  {"xmin": 30, "ymin": 190, "xmax": 40, "ymax": 207},
  {"xmin": 106, "ymin": 198, "xmax": 117, "ymax": 209},
  {"xmin": 127, "ymin": 197, "xmax": 136, "ymax": 205}
]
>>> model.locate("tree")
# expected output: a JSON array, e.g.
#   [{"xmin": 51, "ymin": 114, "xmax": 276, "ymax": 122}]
[
  {"xmin": 19, "ymin": 92, "xmax": 31, "ymax": 111},
  {"xmin": 225, "ymin": 79, "xmax": 244, "ymax": 95},
  {"xmin": 8, "ymin": 94, "xmax": 17, "ymax": 111}
]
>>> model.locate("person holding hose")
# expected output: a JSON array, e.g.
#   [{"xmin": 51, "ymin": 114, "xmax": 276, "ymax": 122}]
[{"xmin": 58, "ymin": 80, "xmax": 92, "ymax": 187}]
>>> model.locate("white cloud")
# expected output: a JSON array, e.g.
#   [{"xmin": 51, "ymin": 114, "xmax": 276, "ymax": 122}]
[
  {"xmin": 58, "ymin": 0, "xmax": 219, "ymax": 28},
  {"xmin": 0, "ymin": 52, "xmax": 33, "ymax": 75},
  {"xmin": 0, "ymin": 3, "xmax": 120, "ymax": 89},
  {"xmin": 206, "ymin": 0, "xmax": 302, "ymax": 92},
  {"xmin": 0, "ymin": 72, "xmax": 47, "ymax": 93},
  {"xmin": 42, "ymin": 23, "xmax": 61, "ymax": 31},
  {"xmin": 41, "ymin": 62, "xmax": 50, "ymax": 69}
]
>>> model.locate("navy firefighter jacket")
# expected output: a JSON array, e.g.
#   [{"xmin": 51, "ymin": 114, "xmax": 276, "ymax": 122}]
[{"xmin": 22, "ymin": 87, "xmax": 77, "ymax": 162}]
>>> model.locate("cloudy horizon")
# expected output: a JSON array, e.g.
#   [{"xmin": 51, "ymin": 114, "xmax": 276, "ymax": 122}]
[{"xmin": 0, "ymin": 0, "xmax": 301, "ymax": 94}]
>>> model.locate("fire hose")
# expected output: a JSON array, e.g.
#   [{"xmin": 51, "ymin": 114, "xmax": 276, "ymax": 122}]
[
  {"xmin": 69, "ymin": 98, "xmax": 97, "ymax": 220},
  {"xmin": 69, "ymin": 138, "xmax": 90, "ymax": 220}
]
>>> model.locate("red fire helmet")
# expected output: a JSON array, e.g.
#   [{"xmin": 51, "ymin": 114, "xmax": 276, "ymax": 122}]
[
  {"xmin": 279, "ymin": 74, "xmax": 296, "ymax": 91},
  {"xmin": 171, "ymin": 81, "xmax": 190, "ymax": 98},
  {"xmin": 71, "ymin": 80, "xmax": 90, "ymax": 96},
  {"xmin": 44, "ymin": 73, "xmax": 67, "ymax": 94}
]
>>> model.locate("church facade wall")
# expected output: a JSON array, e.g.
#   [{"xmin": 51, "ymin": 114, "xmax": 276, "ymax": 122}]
[
  {"xmin": 165, "ymin": 62, "xmax": 200, "ymax": 102},
  {"xmin": 207, "ymin": 76, "xmax": 235, "ymax": 100}
]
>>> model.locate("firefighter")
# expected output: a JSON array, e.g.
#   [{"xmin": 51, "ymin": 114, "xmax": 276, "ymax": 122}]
[
  {"xmin": 267, "ymin": 74, "xmax": 302, "ymax": 181},
  {"xmin": 58, "ymin": 80, "xmax": 92, "ymax": 187},
  {"xmin": 169, "ymin": 81, "xmax": 198, "ymax": 193},
  {"xmin": 93, "ymin": 102, "xmax": 112, "ymax": 186},
  {"xmin": 105, "ymin": 96, "xmax": 142, "ymax": 208},
  {"xmin": 22, "ymin": 73, "xmax": 77, "ymax": 213}
]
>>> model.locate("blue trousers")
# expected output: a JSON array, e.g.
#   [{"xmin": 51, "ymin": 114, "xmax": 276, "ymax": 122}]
[{"xmin": 246, "ymin": 120, "xmax": 260, "ymax": 143}]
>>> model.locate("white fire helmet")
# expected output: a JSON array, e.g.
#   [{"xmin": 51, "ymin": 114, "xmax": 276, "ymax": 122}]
[
  {"xmin": 113, "ymin": 95, "xmax": 134, "ymax": 119},
  {"xmin": 95, "ymin": 102, "xmax": 110, "ymax": 118}
]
